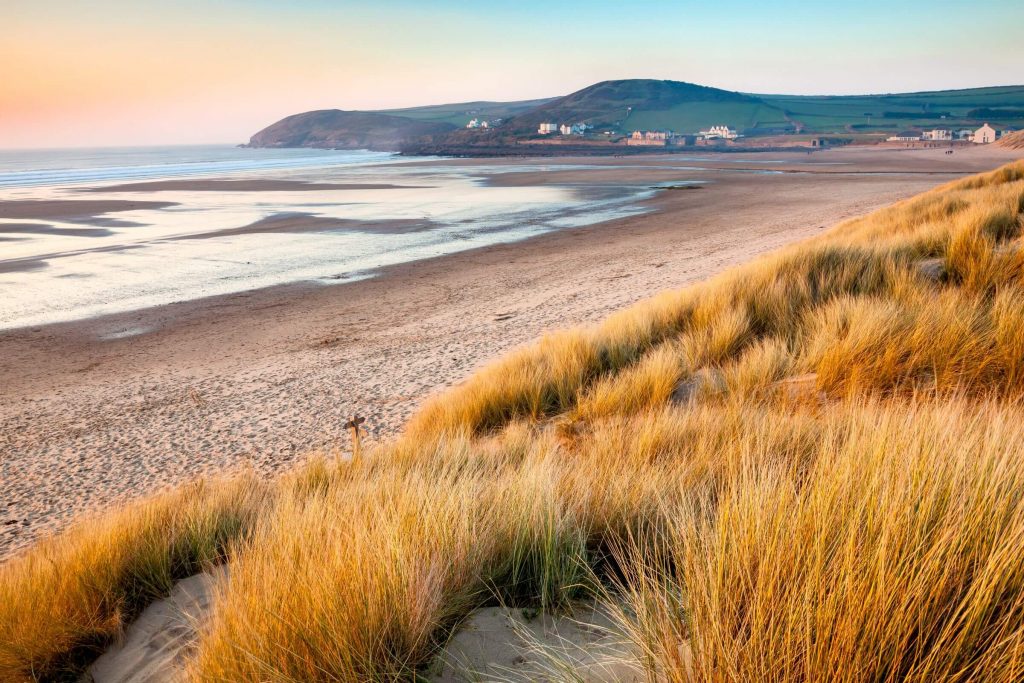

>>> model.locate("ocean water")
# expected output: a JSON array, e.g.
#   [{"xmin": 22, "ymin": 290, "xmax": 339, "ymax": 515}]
[{"xmin": 0, "ymin": 145, "xmax": 654, "ymax": 330}]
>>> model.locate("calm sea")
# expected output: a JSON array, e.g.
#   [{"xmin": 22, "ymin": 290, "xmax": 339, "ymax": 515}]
[{"xmin": 0, "ymin": 145, "xmax": 653, "ymax": 330}]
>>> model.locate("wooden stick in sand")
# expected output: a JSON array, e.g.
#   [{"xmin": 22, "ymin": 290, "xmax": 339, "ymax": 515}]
[{"xmin": 344, "ymin": 415, "xmax": 366, "ymax": 465}]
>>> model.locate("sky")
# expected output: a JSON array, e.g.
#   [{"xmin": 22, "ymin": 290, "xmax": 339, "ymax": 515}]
[{"xmin": 2, "ymin": 0, "xmax": 1023, "ymax": 149}]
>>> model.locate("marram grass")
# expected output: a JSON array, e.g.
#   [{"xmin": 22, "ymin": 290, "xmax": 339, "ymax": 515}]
[{"xmin": 2, "ymin": 161, "xmax": 1024, "ymax": 681}]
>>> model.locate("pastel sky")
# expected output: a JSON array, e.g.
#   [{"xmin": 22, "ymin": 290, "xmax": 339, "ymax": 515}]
[{"xmin": 3, "ymin": 0, "xmax": 1023, "ymax": 149}]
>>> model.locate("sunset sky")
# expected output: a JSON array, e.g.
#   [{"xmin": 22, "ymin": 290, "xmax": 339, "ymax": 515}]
[{"xmin": 3, "ymin": 0, "xmax": 1023, "ymax": 149}]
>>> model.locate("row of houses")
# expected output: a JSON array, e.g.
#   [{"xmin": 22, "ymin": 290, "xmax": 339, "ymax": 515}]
[
  {"xmin": 699, "ymin": 125, "xmax": 740, "ymax": 140},
  {"xmin": 537, "ymin": 122, "xmax": 591, "ymax": 135},
  {"xmin": 625, "ymin": 125, "xmax": 741, "ymax": 146},
  {"xmin": 537, "ymin": 122, "xmax": 740, "ymax": 143},
  {"xmin": 627, "ymin": 130, "xmax": 680, "ymax": 146},
  {"xmin": 887, "ymin": 123, "xmax": 1012, "ymax": 144}
]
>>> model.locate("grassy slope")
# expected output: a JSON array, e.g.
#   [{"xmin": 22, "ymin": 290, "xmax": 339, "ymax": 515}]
[
  {"xmin": 621, "ymin": 100, "xmax": 790, "ymax": 134},
  {"xmin": 375, "ymin": 98, "xmax": 557, "ymax": 127},
  {"xmin": 3, "ymin": 162, "xmax": 1024, "ymax": 681},
  {"xmin": 760, "ymin": 85, "xmax": 1024, "ymax": 134},
  {"xmin": 387, "ymin": 84, "xmax": 1024, "ymax": 135},
  {"xmin": 501, "ymin": 83, "xmax": 1024, "ymax": 136}
]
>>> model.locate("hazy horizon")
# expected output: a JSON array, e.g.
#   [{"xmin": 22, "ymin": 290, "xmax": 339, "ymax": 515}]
[{"xmin": 4, "ymin": 0, "xmax": 1024, "ymax": 149}]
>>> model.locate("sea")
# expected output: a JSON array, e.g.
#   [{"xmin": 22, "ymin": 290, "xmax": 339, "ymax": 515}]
[{"xmin": 0, "ymin": 145, "xmax": 657, "ymax": 330}]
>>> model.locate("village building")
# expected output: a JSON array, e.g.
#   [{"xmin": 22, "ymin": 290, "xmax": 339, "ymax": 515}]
[
  {"xmin": 887, "ymin": 131, "xmax": 922, "ymax": 142},
  {"xmin": 627, "ymin": 130, "xmax": 671, "ymax": 146},
  {"xmin": 973, "ymin": 123, "xmax": 997, "ymax": 144},
  {"xmin": 956, "ymin": 129, "xmax": 974, "ymax": 140},
  {"xmin": 537, "ymin": 123, "xmax": 559, "ymax": 135},
  {"xmin": 922, "ymin": 129, "xmax": 952, "ymax": 141},
  {"xmin": 559, "ymin": 124, "xmax": 573, "ymax": 135},
  {"xmin": 700, "ymin": 125, "xmax": 739, "ymax": 140},
  {"xmin": 466, "ymin": 118, "xmax": 480, "ymax": 129}
]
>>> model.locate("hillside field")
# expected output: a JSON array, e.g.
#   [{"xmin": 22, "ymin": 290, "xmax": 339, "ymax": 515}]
[{"xmin": 378, "ymin": 98, "xmax": 557, "ymax": 126}]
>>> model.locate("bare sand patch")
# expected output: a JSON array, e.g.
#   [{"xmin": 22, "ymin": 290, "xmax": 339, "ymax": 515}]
[
  {"xmin": 87, "ymin": 581, "xmax": 640, "ymax": 683},
  {"xmin": 84, "ymin": 570, "xmax": 222, "ymax": 683},
  {"xmin": 431, "ymin": 603, "xmax": 643, "ymax": 682}
]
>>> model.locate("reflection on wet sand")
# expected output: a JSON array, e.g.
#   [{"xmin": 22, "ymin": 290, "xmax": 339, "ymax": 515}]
[
  {"xmin": 79, "ymin": 179, "xmax": 429, "ymax": 193},
  {"xmin": 174, "ymin": 212, "xmax": 437, "ymax": 240},
  {"xmin": 0, "ymin": 223, "xmax": 113, "ymax": 237}
]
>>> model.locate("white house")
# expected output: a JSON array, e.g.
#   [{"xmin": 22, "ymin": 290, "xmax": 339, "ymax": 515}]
[
  {"xmin": 956, "ymin": 129, "xmax": 975, "ymax": 140},
  {"xmin": 973, "ymin": 123, "xmax": 997, "ymax": 144},
  {"xmin": 559, "ymin": 124, "xmax": 573, "ymax": 135},
  {"xmin": 700, "ymin": 125, "xmax": 739, "ymax": 140},
  {"xmin": 466, "ymin": 118, "xmax": 480, "ymax": 129},
  {"xmin": 537, "ymin": 123, "xmax": 559, "ymax": 135},
  {"xmin": 923, "ymin": 129, "xmax": 952, "ymax": 141},
  {"xmin": 887, "ymin": 131, "xmax": 922, "ymax": 142}
]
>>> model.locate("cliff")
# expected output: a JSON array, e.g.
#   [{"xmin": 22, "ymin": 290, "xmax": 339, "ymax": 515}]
[{"xmin": 246, "ymin": 110, "xmax": 457, "ymax": 151}]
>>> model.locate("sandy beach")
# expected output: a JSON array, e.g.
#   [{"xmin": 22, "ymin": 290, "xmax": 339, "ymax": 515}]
[{"xmin": 1, "ymin": 145, "xmax": 1019, "ymax": 558}]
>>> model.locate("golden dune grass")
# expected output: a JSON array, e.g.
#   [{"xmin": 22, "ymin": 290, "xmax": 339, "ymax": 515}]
[
  {"xmin": 0, "ymin": 475, "xmax": 264, "ymax": 679},
  {"xmin": 2, "ymin": 161, "xmax": 1024, "ymax": 682},
  {"xmin": 996, "ymin": 130, "xmax": 1024, "ymax": 150}
]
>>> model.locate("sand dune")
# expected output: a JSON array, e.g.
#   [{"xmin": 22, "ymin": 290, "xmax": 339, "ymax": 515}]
[
  {"xmin": 84, "ymin": 570, "xmax": 222, "ymax": 683},
  {"xmin": 997, "ymin": 130, "xmax": 1024, "ymax": 150},
  {"xmin": 1, "ymin": 146, "xmax": 1017, "ymax": 559}
]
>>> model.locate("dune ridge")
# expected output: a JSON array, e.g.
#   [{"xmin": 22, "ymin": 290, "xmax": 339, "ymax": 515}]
[
  {"xmin": 3, "ymin": 161, "xmax": 1024, "ymax": 681},
  {"xmin": 997, "ymin": 130, "xmax": 1024, "ymax": 150}
]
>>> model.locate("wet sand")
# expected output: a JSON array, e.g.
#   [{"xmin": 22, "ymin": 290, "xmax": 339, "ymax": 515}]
[
  {"xmin": 175, "ymin": 212, "xmax": 437, "ymax": 240},
  {"xmin": 80, "ymin": 179, "xmax": 425, "ymax": 193},
  {"xmin": 0, "ymin": 199, "xmax": 177, "ymax": 223},
  {"xmin": 1, "ymin": 146, "xmax": 1020, "ymax": 558},
  {"xmin": 0, "ymin": 244, "xmax": 146, "ymax": 274},
  {"xmin": 0, "ymin": 223, "xmax": 113, "ymax": 237}
]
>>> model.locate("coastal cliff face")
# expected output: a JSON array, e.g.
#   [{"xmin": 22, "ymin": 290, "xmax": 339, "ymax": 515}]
[{"xmin": 246, "ymin": 110, "xmax": 456, "ymax": 150}]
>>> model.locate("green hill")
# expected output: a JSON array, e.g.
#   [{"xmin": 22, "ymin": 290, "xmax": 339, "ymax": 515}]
[
  {"xmin": 759, "ymin": 85, "xmax": 1024, "ymax": 134},
  {"xmin": 247, "ymin": 81, "xmax": 1024, "ymax": 150},
  {"xmin": 376, "ymin": 98, "xmax": 556, "ymax": 127},
  {"xmin": 499, "ymin": 79, "xmax": 764, "ymax": 133}
]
